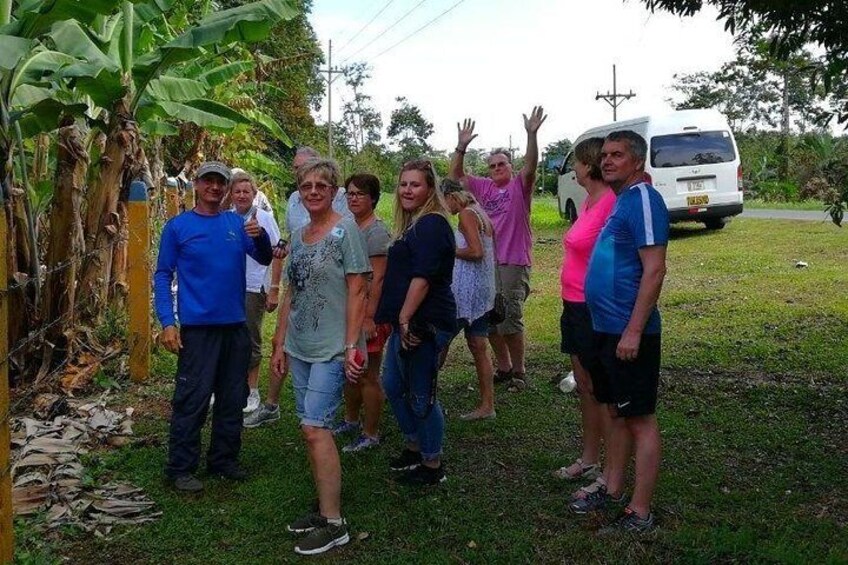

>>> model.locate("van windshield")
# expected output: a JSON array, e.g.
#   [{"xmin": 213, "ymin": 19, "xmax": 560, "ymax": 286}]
[{"xmin": 650, "ymin": 131, "xmax": 736, "ymax": 168}]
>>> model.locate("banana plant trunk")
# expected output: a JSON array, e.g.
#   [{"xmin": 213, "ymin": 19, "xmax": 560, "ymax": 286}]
[
  {"xmin": 78, "ymin": 96, "xmax": 139, "ymax": 325},
  {"xmin": 41, "ymin": 123, "xmax": 88, "ymax": 354}
]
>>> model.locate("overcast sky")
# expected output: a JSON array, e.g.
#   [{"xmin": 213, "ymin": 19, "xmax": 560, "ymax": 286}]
[{"xmin": 310, "ymin": 0, "xmax": 737, "ymax": 153}]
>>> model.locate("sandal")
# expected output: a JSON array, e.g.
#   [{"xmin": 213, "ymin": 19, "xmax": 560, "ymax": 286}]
[
  {"xmin": 570, "ymin": 475, "xmax": 607, "ymax": 501},
  {"xmin": 493, "ymin": 368, "xmax": 513, "ymax": 384},
  {"xmin": 507, "ymin": 372, "xmax": 527, "ymax": 392},
  {"xmin": 553, "ymin": 458, "xmax": 601, "ymax": 481}
]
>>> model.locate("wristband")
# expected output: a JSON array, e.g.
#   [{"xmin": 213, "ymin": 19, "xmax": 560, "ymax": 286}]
[
  {"xmin": 345, "ymin": 343, "xmax": 357, "ymax": 351},
  {"xmin": 455, "ymin": 146, "xmax": 466, "ymax": 155}
]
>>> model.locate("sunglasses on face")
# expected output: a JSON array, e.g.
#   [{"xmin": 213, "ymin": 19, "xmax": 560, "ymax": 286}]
[
  {"xmin": 299, "ymin": 182, "xmax": 333, "ymax": 193},
  {"xmin": 488, "ymin": 161, "xmax": 509, "ymax": 170}
]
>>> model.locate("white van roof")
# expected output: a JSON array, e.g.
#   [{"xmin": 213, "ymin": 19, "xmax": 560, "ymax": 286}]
[{"xmin": 576, "ymin": 109, "xmax": 731, "ymax": 143}]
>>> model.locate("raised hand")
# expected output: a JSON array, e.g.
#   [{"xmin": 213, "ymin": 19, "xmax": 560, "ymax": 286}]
[
  {"xmin": 244, "ymin": 208, "xmax": 261, "ymax": 238},
  {"xmin": 456, "ymin": 118, "xmax": 478, "ymax": 150},
  {"xmin": 523, "ymin": 106, "xmax": 547, "ymax": 134}
]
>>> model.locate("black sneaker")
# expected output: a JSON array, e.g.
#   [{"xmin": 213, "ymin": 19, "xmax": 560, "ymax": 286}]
[
  {"xmin": 294, "ymin": 519, "xmax": 350, "ymax": 555},
  {"xmin": 389, "ymin": 449, "xmax": 423, "ymax": 471},
  {"xmin": 397, "ymin": 463, "xmax": 446, "ymax": 486},
  {"xmin": 597, "ymin": 507, "xmax": 656, "ymax": 535},
  {"xmin": 287, "ymin": 511, "xmax": 327, "ymax": 534},
  {"xmin": 569, "ymin": 484, "xmax": 626, "ymax": 514}
]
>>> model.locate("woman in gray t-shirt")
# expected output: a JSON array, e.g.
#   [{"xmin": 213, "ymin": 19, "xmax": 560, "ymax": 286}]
[
  {"xmin": 270, "ymin": 158, "xmax": 370, "ymax": 555},
  {"xmin": 334, "ymin": 174, "xmax": 392, "ymax": 453}
]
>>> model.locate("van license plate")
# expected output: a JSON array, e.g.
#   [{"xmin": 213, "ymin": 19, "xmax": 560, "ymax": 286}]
[
  {"xmin": 687, "ymin": 180, "xmax": 705, "ymax": 192},
  {"xmin": 687, "ymin": 194, "xmax": 709, "ymax": 206}
]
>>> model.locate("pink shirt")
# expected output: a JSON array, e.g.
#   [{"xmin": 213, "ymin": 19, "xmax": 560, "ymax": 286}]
[
  {"xmin": 466, "ymin": 174, "xmax": 532, "ymax": 266},
  {"xmin": 560, "ymin": 189, "xmax": 616, "ymax": 302}
]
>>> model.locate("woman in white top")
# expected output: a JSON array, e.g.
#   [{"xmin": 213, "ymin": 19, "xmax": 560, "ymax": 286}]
[
  {"xmin": 229, "ymin": 170, "xmax": 283, "ymax": 413},
  {"xmin": 441, "ymin": 179, "xmax": 497, "ymax": 420}
]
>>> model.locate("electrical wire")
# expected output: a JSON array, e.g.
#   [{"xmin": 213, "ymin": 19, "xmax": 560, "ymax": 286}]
[
  {"xmin": 370, "ymin": 0, "xmax": 468, "ymax": 61},
  {"xmin": 335, "ymin": 0, "xmax": 398, "ymax": 55},
  {"xmin": 339, "ymin": 0, "xmax": 430, "ymax": 65}
]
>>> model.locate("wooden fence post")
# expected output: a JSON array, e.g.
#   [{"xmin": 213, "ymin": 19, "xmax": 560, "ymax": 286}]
[
  {"xmin": 127, "ymin": 181, "xmax": 150, "ymax": 382},
  {"xmin": 0, "ymin": 203, "xmax": 14, "ymax": 562}
]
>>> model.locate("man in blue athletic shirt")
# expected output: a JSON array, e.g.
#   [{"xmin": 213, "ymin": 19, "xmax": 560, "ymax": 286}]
[
  {"xmin": 574, "ymin": 131, "xmax": 669, "ymax": 534},
  {"xmin": 154, "ymin": 161, "xmax": 273, "ymax": 492}
]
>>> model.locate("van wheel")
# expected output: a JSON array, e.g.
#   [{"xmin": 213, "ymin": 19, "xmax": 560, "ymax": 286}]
[
  {"xmin": 704, "ymin": 217, "xmax": 727, "ymax": 230},
  {"xmin": 565, "ymin": 200, "xmax": 578, "ymax": 224}
]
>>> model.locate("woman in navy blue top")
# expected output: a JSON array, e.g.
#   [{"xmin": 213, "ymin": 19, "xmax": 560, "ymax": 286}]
[{"xmin": 376, "ymin": 160, "xmax": 456, "ymax": 486}]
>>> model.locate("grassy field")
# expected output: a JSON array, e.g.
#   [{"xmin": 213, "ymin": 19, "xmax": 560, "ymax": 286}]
[
  {"xmin": 743, "ymin": 198, "xmax": 828, "ymax": 211},
  {"xmin": 16, "ymin": 196, "xmax": 848, "ymax": 564}
]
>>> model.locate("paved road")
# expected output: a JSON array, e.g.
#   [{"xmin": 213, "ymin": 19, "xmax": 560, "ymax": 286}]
[{"xmin": 740, "ymin": 208, "xmax": 831, "ymax": 222}]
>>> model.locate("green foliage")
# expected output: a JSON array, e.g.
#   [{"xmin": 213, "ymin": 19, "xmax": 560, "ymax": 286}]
[
  {"xmin": 642, "ymin": 0, "xmax": 848, "ymax": 126},
  {"xmin": 387, "ymin": 96, "xmax": 434, "ymax": 161}
]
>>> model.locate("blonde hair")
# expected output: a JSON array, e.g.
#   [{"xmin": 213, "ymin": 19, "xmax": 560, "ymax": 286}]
[
  {"xmin": 296, "ymin": 157, "xmax": 339, "ymax": 188},
  {"xmin": 392, "ymin": 160, "xmax": 448, "ymax": 237},
  {"xmin": 229, "ymin": 170, "xmax": 256, "ymax": 193}
]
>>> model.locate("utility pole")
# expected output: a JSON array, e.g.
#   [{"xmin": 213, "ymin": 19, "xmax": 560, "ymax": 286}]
[
  {"xmin": 595, "ymin": 64, "xmax": 636, "ymax": 122},
  {"xmin": 319, "ymin": 40, "xmax": 343, "ymax": 158}
]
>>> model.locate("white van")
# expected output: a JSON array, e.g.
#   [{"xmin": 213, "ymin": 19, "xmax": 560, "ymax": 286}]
[{"xmin": 557, "ymin": 109, "xmax": 743, "ymax": 229}]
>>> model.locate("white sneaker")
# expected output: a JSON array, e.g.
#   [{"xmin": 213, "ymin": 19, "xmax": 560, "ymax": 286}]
[{"xmin": 244, "ymin": 390, "xmax": 261, "ymax": 413}]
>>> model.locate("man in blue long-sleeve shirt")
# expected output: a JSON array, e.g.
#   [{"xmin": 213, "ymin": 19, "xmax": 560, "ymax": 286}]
[{"xmin": 154, "ymin": 161, "xmax": 273, "ymax": 492}]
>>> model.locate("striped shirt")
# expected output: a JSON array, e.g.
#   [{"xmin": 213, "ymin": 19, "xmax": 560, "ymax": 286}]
[{"xmin": 584, "ymin": 181, "xmax": 669, "ymax": 335}]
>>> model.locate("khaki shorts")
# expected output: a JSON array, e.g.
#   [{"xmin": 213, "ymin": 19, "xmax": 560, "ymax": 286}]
[
  {"xmin": 245, "ymin": 290, "xmax": 267, "ymax": 369},
  {"xmin": 492, "ymin": 264, "xmax": 531, "ymax": 336}
]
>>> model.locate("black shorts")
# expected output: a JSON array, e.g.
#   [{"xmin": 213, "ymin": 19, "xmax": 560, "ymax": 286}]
[
  {"xmin": 583, "ymin": 332, "xmax": 661, "ymax": 417},
  {"xmin": 560, "ymin": 301, "xmax": 595, "ymax": 357}
]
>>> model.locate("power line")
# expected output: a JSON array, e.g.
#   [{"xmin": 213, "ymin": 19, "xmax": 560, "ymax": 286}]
[
  {"xmin": 339, "ymin": 0, "xmax": 430, "ymax": 64},
  {"xmin": 370, "ymin": 0, "xmax": 468, "ymax": 61},
  {"xmin": 335, "ymin": 0, "xmax": 398, "ymax": 55}
]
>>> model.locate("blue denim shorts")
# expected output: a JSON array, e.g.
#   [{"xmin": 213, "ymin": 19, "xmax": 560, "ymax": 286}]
[{"xmin": 288, "ymin": 356, "xmax": 345, "ymax": 428}]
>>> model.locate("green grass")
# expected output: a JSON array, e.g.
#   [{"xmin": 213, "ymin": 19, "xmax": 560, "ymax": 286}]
[
  {"xmin": 20, "ymin": 198, "xmax": 848, "ymax": 564},
  {"xmin": 744, "ymin": 198, "xmax": 827, "ymax": 211}
]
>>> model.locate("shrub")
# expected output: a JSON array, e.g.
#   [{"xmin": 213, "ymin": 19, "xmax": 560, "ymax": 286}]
[{"xmin": 752, "ymin": 180, "xmax": 800, "ymax": 202}]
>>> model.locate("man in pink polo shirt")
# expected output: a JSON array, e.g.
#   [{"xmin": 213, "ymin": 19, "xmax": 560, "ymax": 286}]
[{"xmin": 449, "ymin": 107, "xmax": 546, "ymax": 390}]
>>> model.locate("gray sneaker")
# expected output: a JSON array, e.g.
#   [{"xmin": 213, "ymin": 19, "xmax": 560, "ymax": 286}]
[
  {"xmin": 597, "ymin": 507, "xmax": 656, "ymax": 535},
  {"xmin": 243, "ymin": 403, "xmax": 280, "ymax": 428},
  {"xmin": 294, "ymin": 520, "xmax": 350, "ymax": 555},
  {"xmin": 171, "ymin": 474, "xmax": 203, "ymax": 493}
]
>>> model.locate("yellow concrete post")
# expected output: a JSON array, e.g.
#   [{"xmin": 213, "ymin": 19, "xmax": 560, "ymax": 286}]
[
  {"xmin": 127, "ymin": 181, "xmax": 150, "ymax": 382},
  {"xmin": 165, "ymin": 184, "xmax": 178, "ymax": 219},
  {"xmin": 0, "ymin": 204, "xmax": 13, "ymax": 562},
  {"xmin": 183, "ymin": 185, "xmax": 194, "ymax": 211}
]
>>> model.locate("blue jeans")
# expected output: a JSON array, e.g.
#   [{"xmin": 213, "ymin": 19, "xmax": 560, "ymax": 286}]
[
  {"xmin": 382, "ymin": 329, "xmax": 452, "ymax": 461},
  {"xmin": 289, "ymin": 356, "xmax": 345, "ymax": 428}
]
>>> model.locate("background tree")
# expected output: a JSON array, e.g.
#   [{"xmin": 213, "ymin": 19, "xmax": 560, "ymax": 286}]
[
  {"xmin": 640, "ymin": 0, "xmax": 848, "ymax": 224},
  {"xmin": 340, "ymin": 62, "xmax": 382, "ymax": 153},
  {"xmin": 387, "ymin": 96, "xmax": 434, "ymax": 163}
]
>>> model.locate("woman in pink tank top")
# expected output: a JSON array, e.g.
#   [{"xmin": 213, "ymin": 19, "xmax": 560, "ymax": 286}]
[{"xmin": 554, "ymin": 138, "xmax": 617, "ymax": 504}]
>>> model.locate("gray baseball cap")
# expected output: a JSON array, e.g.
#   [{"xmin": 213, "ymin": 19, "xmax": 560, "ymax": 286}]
[{"xmin": 196, "ymin": 161, "xmax": 231, "ymax": 181}]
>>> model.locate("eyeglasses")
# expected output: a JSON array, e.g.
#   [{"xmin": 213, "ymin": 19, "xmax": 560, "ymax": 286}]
[
  {"xmin": 345, "ymin": 191, "xmax": 368, "ymax": 200},
  {"xmin": 488, "ymin": 161, "xmax": 509, "ymax": 170},
  {"xmin": 299, "ymin": 182, "xmax": 332, "ymax": 193}
]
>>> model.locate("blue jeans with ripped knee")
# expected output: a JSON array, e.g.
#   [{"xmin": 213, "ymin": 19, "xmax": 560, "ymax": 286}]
[{"xmin": 382, "ymin": 329, "xmax": 452, "ymax": 461}]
